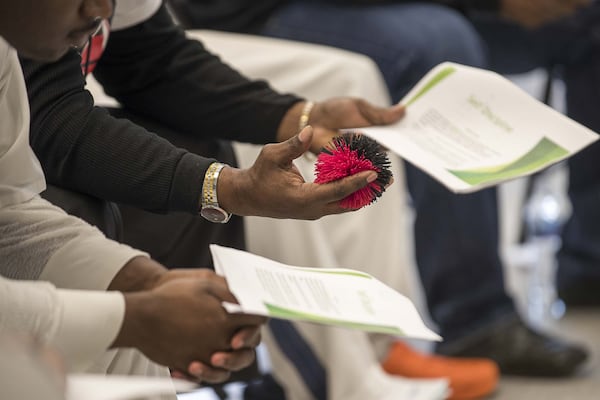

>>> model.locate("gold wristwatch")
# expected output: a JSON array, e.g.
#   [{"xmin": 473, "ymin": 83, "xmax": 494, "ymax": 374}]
[{"xmin": 200, "ymin": 162, "xmax": 232, "ymax": 223}]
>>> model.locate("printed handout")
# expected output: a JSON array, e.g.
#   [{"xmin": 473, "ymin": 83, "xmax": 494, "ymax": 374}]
[
  {"xmin": 358, "ymin": 62, "xmax": 598, "ymax": 193},
  {"xmin": 210, "ymin": 244, "xmax": 440, "ymax": 341}
]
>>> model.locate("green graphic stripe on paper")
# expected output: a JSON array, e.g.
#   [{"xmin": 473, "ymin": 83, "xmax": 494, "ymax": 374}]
[
  {"xmin": 265, "ymin": 303, "xmax": 404, "ymax": 336},
  {"xmin": 292, "ymin": 268, "xmax": 372, "ymax": 279},
  {"xmin": 406, "ymin": 66, "xmax": 456, "ymax": 106},
  {"xmin": 449, "ymin": 137, "xmax": 568, "ymax": 186}
]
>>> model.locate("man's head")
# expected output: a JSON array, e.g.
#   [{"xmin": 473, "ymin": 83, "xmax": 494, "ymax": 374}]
[{"xmin": 0, "ymin": 0, "xmax": 113, "ymax": 61}]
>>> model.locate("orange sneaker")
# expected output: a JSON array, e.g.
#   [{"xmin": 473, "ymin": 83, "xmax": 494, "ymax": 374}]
[{"xmin": 381, "ymin": 341, "xmax": 499, "ymax": 400}]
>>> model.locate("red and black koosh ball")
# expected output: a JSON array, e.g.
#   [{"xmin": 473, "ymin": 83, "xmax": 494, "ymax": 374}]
[{"xmin": 315, "ymin": 132, "xmax": 392, "ymax": 209}]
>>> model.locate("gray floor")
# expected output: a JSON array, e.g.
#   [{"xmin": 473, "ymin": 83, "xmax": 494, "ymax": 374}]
[
  {"xmin": 492, "ymin": 309, "xmax": 600, "ymax": 400},
  {"xmin": 494, "ymin": 309, "xmax": 600, "ymax": 400}
]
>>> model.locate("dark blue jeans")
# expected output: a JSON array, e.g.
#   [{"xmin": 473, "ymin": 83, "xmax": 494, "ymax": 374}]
[
  {"xmin": 261, "ymin": 1, "xmax": 600, "ymax": 343},
  {"xmin": 260, "ymin": 2, "xmax": 514, "ymax": 342}
]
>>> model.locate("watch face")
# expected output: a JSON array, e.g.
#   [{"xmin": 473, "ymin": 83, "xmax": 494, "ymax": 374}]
[{"xmin": 200, "ymin": 206, "xmax": 229, "ymax": 223}]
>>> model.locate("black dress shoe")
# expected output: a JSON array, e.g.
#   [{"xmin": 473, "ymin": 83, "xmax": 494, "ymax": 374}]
[{"xmin": 436, "ymin": 315, "xmax": 589, "ymax": 377}]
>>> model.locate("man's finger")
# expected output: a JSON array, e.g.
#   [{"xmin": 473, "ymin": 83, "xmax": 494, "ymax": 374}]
[
  {"xmin": 273, "ymin": 126, "xmax": 313, "ymax": 162},
  {"xmin": 311, "ymin": 170, "xmax": 378, "ymax": 203},
  {"xmin": 204, "ymin": 282, "xmax": 239, "ymax": 305},
  {"xmin": 231, "ymin": 326, "xmax": 263, "ymax": 349},
  {"xmin": 356, "ymin": 100, "xmax": 405, "ymax": 126},
  {"xmin": 229, "ymin": 313, "xmax": 268, "ymax": 327},
  {"xmin": 185, "ymin": 362, "xmax": 231, "ymax": 384},
  {"xmin": 210, "ymin": 349, "xmax": 256, "ymax": 371}
]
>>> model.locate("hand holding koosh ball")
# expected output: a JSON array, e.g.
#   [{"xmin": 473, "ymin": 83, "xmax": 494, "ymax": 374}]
[{"xmin": 315, "ymin": 132, "xmax": 392, "ymax": 209}]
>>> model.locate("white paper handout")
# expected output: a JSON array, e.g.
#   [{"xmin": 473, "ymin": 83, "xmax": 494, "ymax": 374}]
[
  {"xmin": 210, "ymin": 244, "xmax": 440, "ymax": 341},
  {"xmin": 358, "ymin": 62, "xmax": 598, "ymax": 193},
  {"xmin": 67, "ymin": 374, "xmax": 196, "ymax": 400}
]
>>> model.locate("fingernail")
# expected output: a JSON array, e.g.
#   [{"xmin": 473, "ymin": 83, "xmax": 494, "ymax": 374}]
[
  {"xmin": 189, "ymin": 364, "xmax": 203, "ymax": 376},
  {"xmin": 298, "ymin": 126, "xmax": 312, "ymax": 143},
  {"xmin": 232, "ymin": 337, "xmax": 244, "ymax": 349},
  {"xmin": 212, "ymin": 355, "xmax": 225, "ymax": 367},
  {"xmin": 366, "ymin": 172, "xmax": 377, "ymax": 183},
  {"xmin": 171, "ymin": 370, "xmax": 185, "ymax": 379}
]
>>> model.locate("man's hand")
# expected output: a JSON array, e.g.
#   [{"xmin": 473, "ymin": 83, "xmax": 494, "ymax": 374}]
[
  {"xmin": 277, "ymin": 99, "xmax": 405, "ymax": 154},
  {"xmin": 151, "ymin": 269, "xmax": 264, "ymax": 383},
  {"xmin": 107, "ymin": 256, "xmax": 168, "ymax": 293},
  {"xmin": 172, "ymin": 324, "xmax": 263, "ymax": 383},
  {"xmin": 218, "ymin": 127, "xmax": 381, "ymax": 219},
  {"xmin": 500, "ymin": 0, "xmax": 590, "ymax": 29},
  {"xmin": 213, "ymin": 98, "xmax": 403, "ymax": 220},
  {"xmin": 112, "ymin": 273, "xmax": 267, "ymax": 376},
  {"xmin": 110, "ymin": 265, "xmax": 264, "ymax": 383}
]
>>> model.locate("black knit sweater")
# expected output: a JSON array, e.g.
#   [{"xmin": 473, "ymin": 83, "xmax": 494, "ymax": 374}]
[{"xmin": 21, "ymin": 3, "xmax": 301, "ymax": 214}]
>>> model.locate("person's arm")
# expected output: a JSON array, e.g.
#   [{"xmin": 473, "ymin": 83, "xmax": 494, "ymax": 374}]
[
  {"xmin": 441, "ymin": 0, "xmax": 589, "ymax": 27},
  {"xmin": 0, "ymin": 276, "xmax": 126, "ymax": 372},
  {"xmin": 113, "ymin": 273, "xmax": 267, "ymax": 376},
  {"xmin": 23, "ymin": 53, "xmax": 395, "ymax": 220},
  {"xmin": 495, "ymin": 0, "xmax": 590, "ymax": 28},
  {"xmin": 21, "ymin": 4, "xmax": 300, "ymax": 214},
  {"xmin": 0, "ymin": 196, "xmax": 148, "ymax": 289},
  {"xmin": 22, "ymin": 49, "xmax": 213, "ymax": 214},
  {"xmin": 0, "ymin": 271, "xmax": 265, "ymax": 378},
  {"xmin": 307, "ymin": 0, "xmax": 589, "ymax": 24},
  {"xmin": 0, "ymin": 195, "xmax": 264, "ymax": 379},
  {"xmin": 94, "ymin": 3, "xmax": 302, "ymax": 144},
  {"xmin": 327, "ymin": 0, "xmax": 587, "ymax": 30},
  {"xmin": 23, "ymin": 2, "xmax": 404, "ymax": 219}
]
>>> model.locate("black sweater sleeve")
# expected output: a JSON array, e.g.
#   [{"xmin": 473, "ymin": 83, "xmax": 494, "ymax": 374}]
[
  {"xmin": 23, "ymin": 49, "xmax": 212, "ymax": 214},
  {"xmin": 23, "ymin": 3, "xmax": 300, "ymax": 214},
  {"xmin": 94, "ymin": 4, "xmax": 301, "ymax": 143}
]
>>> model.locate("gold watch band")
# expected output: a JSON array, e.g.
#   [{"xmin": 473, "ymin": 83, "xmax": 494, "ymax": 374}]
[
  {"xmin": 200, "ymin": 162, "xmax": 231, "ymax": 223},
  {"xmin": 298, "ymin": 101, "xmax": 315, "ymax": 132}
]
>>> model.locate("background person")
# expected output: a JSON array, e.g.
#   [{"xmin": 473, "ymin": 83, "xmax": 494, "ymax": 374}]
[{"xmin": 168, "ymin": 0, "xmax": 594, "ymax": 377}]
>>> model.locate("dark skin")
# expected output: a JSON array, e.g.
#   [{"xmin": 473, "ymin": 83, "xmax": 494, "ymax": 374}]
[
  {"xmin": 109, "ymin": 258, "xmax": 266, "ymax": 382},
  {"xmin": 113, "ymin": 270, "xmax": 266, "ymax": 376},
  {"xmin": 500, "ymin": 0, "xmax": 591, "ymax": 28},
  {"xmin": 219, "ymin": 99, "xmax": 405, "ymax": 218},
  {"xmin": 0, "ymin": 0, "xmax": 113, "ymax": 62},
  {"xmin": 0, "ymin": 0, "xmax": 407, "ymax": 381},
  {"xmin": 0, "ymin": 0, "xmax": 406, "ymax": 219},
  {"xmin": 0, "ymin": 0, "xmax": 264, "ymax": 383},
  {"xmin": 214, "ymin": 99, "xmax": 406, "ymax": 219}
]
